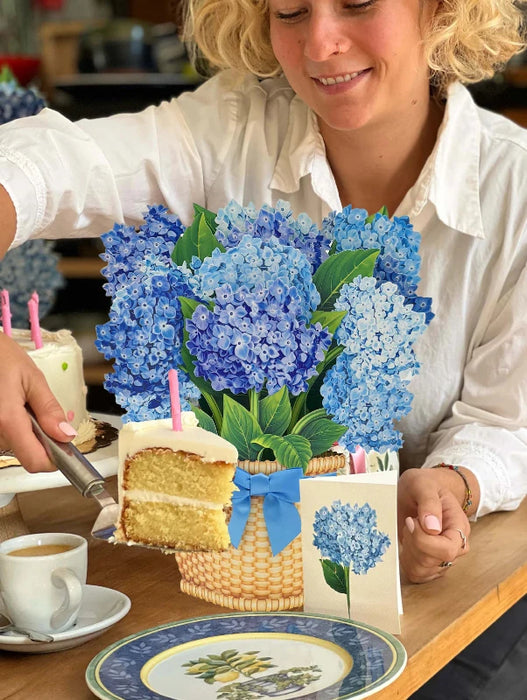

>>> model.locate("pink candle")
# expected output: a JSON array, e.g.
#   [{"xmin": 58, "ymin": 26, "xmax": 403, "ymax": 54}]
[
  {"xmin": 28, "ymin": 295, "xmax": 43, "ymax": 349},
  {"xmin": 1, "ymin": 289, "xmax": 11, "ymax": 336},
  {"xmin": 351, "ymin": 445, "xmax": 366, "ymax": 474},
  {"xmin": 168, "ymin": 368, "xmax": 182, "ymax": 431}
]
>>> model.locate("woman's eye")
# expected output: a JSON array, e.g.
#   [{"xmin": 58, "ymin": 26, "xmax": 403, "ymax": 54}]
[
  {"xmin": 344, "ymin": 0, "xmax": 376, "ymax": 10},
  {"xmin": 273, "ymin": 8, "xmax": 307, "ymax": 22}
]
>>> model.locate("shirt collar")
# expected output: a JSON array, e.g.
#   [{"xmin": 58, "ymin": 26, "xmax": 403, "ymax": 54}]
[
  {"xmin": 270, "ymin": 94, "xmax": 341, "ymax": 210},
  {"xmin": 271, "ymin": 81, "xmax": 485, "ymax": 238},
  {"xmin": 414, "ymin": 82, "xmax": 485, "ymax": 239}
]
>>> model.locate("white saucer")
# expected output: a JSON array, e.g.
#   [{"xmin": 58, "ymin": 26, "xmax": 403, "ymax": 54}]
[{"xmin": 0, "ymin": 584, "xmax": 131, "ymax": 654}]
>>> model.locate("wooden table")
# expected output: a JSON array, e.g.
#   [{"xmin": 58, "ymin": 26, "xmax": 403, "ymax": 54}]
[{"xmin": 1, "ymin": 480, "xmax": 526, "ymax": 700}]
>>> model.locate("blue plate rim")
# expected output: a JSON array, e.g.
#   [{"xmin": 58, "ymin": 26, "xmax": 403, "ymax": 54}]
[{"xmin": 85, "ymin": 611, "xmax": 407, "ymax": 700}]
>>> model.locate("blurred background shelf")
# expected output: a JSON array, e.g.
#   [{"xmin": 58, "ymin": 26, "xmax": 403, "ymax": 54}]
[{"xmin": 57, "ymin": 256, "xmax": 103, "ymax": 278}]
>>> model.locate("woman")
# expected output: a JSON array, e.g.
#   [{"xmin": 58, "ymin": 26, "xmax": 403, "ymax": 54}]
[{"xmin": 0, "ymin": 0, "xmax": 525, "ymax": 590}]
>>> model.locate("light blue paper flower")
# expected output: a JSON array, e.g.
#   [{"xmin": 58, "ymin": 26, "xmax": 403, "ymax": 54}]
[{"xmin": 321, "ymin": 276, "xmax": 426, "ymax": 452}]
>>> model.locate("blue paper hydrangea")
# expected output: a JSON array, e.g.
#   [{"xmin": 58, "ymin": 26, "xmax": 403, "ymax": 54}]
[
  {"xmin": 313, "ymin": 500, "xmax": 391, "ymax": 575},
  {"xmin": 0, "ymin": 240, "xmax": 64, "ymax": 326},
  {"xmin": 215, "ymin": 199, "xmax": 332, "ymax": 271},
  {"xmin": 95, "ymin": 208, "xmax": 198, "ymax": 422},
  {"xmin": 323, "ymin": 206, "xmax": 433, "ymax": 322},
  {"xmin": 95, "ymin": 200, "xmax": 433, "ymax": 457},
  {"xmin": 321, "ymin": 276, "xmax": 427, "ymax": 452},
  {"xmin": 184, "ymin": 234, "xmax": 320, "ymax": 322},
  {"xmin": 186, "ymin": 280, "xmax": 331, "ymax": 395},
  {"xmin": 100, "ymin": 204, "xmax": 185, "ymax": 297}
]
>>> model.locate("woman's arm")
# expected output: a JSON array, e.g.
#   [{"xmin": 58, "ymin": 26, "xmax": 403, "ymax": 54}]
[
  {"xmin": 0, "ymin": 185, "xmax": 16, "ymax": 259},
  {"xmin": 399, "ymin": 260, "xmax": 527, "ymax": 582}
]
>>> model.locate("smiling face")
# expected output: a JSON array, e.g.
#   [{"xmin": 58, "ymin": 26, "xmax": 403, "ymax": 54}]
[{"xmin": 268, "ymin": 0, "xmax": 438, "ymax": 135}]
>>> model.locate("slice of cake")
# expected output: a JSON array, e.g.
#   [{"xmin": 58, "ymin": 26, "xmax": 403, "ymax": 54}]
[
  {"xmin": 11, "ymin": 327, "xmax": 96, "ymax": 447},
  {"xmin": 115, "ymin": 413, "xmax": 238, "ymax": 551}
]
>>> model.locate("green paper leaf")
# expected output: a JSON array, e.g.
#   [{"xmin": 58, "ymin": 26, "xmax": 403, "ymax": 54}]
[
  {"xmin": 313, "ymin": 249, "xmax": 379, "ymax": 311},
  {"xmin": 310, "ymin": 309, "xmax": 347, "ymax": 335},
  {"xmin": 291, "ymin": 411, "xmax": 347, "ymax": 457},
  {"xmin": 251, "ymin": 433, "xmax": 312, "ymax": 471},
  {"xmin": 193, "ymin": 203, "xmax": 218, "ymax": 231},
  {"xmin": 258, "ymin": 386, "xmax": 291, "ymax": 436},
  {"xmin": 320, "ymin": 559, "xmax": 349, "ymax": 594},
  {"xmin": 366, "ymin": 205, "xmax": 389, "ymax": 224},
  {"xmin": 191, "ymin": 406, "xmax": 217, "ymax": 433},
  {"xmin": 179, "ymin": 344, "xmax": 223, "ymax": 430},
  {"xmin": 178, "ymin": 296, "xmax": 202, "ymax": 320},
  {"xmin": 221, "ymin": 395, "xmax": 263, "ymax": 461},
  {"xmin": 171, "ymin": 205, "xmax": 225, "ymax": 266}
]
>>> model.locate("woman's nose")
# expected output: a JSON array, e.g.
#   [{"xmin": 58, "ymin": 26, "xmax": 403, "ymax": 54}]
[{"xmin": 303, "ymin": 17, "xmax": 349, "ymax": 61}]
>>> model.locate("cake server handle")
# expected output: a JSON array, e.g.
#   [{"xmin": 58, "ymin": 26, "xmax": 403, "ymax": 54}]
[{"xmin": 28, "ymin": 412, "xmax": 106, "ymax": 498}]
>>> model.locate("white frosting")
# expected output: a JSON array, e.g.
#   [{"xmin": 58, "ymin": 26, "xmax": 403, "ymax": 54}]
[
  {"xmin": 118, "ymin": 415, "xmax": 238, "ymax": 464},
  {"xmin": 124, "ymin": 488, "xmax": 222, "ymax": 510},
  {"xmin": 10, "ymin": 328, "xmax": 93, "ymax": 439}
]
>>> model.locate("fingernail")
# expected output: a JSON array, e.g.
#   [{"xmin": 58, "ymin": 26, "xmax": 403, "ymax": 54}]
[
  {"xmin": 405, "ymin": 516, "xmax": 415, "ymax": 534},
  {"xmin": 424, "ymin": 514, "xmax": 441, "ymax": 533},
  {"xmin": 59, "ymin": 421, "xmax": 77, "ymax": 437}
]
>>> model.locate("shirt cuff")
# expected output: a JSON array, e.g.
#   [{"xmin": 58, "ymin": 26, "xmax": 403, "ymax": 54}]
[
  {"xmin": 0, "ymin": 148, "xmax": 46, "ymax": 249},
  {"xmin": 421, "ymin": 442, "xmax": 512, "ymax": 519}
]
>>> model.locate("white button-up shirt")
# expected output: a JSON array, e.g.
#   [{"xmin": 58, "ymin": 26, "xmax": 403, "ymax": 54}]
[{"xmin": 1, "ymin": 71, "xmax": 526, "ymax": 517}]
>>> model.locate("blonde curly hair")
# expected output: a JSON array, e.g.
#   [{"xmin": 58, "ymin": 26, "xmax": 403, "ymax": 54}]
[{"xmin": 181, "ymin": 0, "xmax": 526, "ymax": 96}]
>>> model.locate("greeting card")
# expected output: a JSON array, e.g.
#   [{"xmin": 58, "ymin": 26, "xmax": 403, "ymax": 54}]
[{"xmin": 300, "ymin": 471, "xmax": 401, "ymax": 634}]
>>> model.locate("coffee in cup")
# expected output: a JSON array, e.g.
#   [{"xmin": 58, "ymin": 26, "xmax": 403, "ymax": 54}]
[
  {"xmin": 8, "ymin": 543, "xmax": 76, "ymax": 557},
  {"xmin": 0, "ymin": 532, "xmax": 87, "ymax": 634}
]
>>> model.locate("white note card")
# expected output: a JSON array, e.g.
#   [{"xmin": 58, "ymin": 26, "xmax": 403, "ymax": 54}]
[{"xmin": 300, "ymin": 471, "xmax": 401, "ymax": 635}]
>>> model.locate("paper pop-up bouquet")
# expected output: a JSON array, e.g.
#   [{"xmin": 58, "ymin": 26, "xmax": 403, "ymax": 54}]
[{"xmin": 96, "ymin": 199, "xmax": 433, "ymax": 610}]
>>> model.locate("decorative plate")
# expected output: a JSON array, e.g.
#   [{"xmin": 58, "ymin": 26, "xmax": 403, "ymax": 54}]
[{"xmin": 86, "ymin": 612, "xmax": 406, "ymax": 700}]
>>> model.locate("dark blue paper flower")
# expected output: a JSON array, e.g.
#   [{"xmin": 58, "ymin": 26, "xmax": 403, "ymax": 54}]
[
  {"xmin": 100, "ymin": 204, "xmax": 185, "ymax": 297},
  {"xmin": 186, "ymin": 280, "xmax": 330, "ymax": 396}
]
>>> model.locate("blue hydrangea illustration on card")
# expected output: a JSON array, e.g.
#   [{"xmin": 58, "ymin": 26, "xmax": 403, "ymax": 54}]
[{"xmin": 300, "ymin": 472, "xmax": 401, "ymax": 634}]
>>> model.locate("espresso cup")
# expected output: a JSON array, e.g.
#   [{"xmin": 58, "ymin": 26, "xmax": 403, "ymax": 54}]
[{"xmin": 0, "ymin": 532, "xmax": 87, "ymax": 634}]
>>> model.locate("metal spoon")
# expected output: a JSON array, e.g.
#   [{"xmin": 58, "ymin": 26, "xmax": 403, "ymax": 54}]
[{"xmin": 0, "ymin": 612, "xmax": 54, "ymax": 642}]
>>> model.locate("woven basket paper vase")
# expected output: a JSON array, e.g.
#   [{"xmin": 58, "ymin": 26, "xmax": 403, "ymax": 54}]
[{"xmin": 175, "ymin": 453, "xmax": 346, "ymax": 612}]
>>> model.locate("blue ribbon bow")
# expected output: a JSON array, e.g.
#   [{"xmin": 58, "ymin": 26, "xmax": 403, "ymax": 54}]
[{"xmin": 228, "ymin": 467, "xmax": 304, "ymax": 557}]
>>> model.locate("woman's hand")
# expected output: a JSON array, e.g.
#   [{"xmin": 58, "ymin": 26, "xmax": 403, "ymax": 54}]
[
  {"xmin": 398, "ymin": 467, "xmax": 476, "ymax": 583},
  {"xmin": 0, "ymin": 332, "xmax": 76, "ymax": 472}
]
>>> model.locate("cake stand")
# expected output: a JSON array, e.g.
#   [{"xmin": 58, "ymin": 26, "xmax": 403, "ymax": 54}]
[{"xmin": 0, "ymin": 413, "xmax": 121, "ymax": 541}]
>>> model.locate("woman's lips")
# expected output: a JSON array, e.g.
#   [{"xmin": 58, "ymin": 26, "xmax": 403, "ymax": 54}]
[{"xmin": 313, "ymin": 68, "xmax": 371, "ymax": 92}]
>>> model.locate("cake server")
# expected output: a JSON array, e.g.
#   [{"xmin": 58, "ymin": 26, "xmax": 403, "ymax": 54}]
[{"xmin": 28, "ymin": 412, "xmax": 119, "ymax": 542}]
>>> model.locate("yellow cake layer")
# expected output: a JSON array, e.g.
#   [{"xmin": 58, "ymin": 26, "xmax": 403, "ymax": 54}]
[
  {"xmin": 120, "ymin": 499, "xmax": 231, "ymax": 551},
  {"xmin": 122, "ymin": 448, "xmax": 235, "ymax": 503}
]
